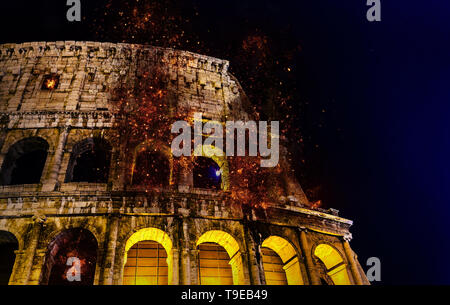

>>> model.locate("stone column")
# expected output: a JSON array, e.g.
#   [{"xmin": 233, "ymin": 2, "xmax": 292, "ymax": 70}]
[
  {"xmin": 243, "ymin": 227, "xmax": 265, "ymax": 285},
  {"xmin": 189, "ymin": 249, "xmax": 199, "ymax": 285},
  {"xmin": 111, "ymin": 142, "xmax": 127, "ymax": 191},
  {"xmin": 298, "ymin": 228, "xmax": 320, "ymax": 285},
  {"xmin": 180, "ymin": 218, "xmax": 192, "ymax": 284},
  {"xmin": 101, "ymin": 215, "xmax": 120, "ymax": 285},
  {"xmin": 22, "ymin": 214, "xmax": 46, "ymax": 284},
  {"xmin": 42, "ymin": 127, "xmax": 69, "ymax": 192},
  {"xmin": 178, "ymin": 157, "xmax": 193, "ymax": 192},
  {"xmin": 27, "ymin": 249, "xmax": 47, "ymax": 284},
  {"xmin": 0, "ymin": 128, "xmax": 8, "ymax": 159},
  {"xmin": 342, "ymin": 235, "xmax": 363, "ymax": 285},
  {"xmin": 8, "ymin": 250, "xmax": 24, "ymax": 285},
  {"xmin": 171, "ymin": 248, "xmax": 180, "ymax": 285}
]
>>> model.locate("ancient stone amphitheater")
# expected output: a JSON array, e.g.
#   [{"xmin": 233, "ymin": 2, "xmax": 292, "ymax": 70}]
[{"xmin": 0, "ymin": 41, "xmax": 369, "ymax": 285}]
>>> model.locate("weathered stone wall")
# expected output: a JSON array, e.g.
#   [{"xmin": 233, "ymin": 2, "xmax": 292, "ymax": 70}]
[
  {"xmin": 0, "ymin": 41, "xmax": 369, "ymax": 285},
  {"xmin": 0, "ymin": 41, "xmax": 242, "ymax": 118}
]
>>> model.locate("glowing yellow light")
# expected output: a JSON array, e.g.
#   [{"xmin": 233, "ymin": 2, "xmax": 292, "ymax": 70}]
[
  {"xmin": 262, "ymin": 236, "xmax": 303, "ymax": 285},
  {"xmin": 314, "ymin": 244, "xmax": 351, "ymax": 285},
  {"xmin": 124, "ymin": 228, "xmax": 173, "ymax": 285},
  {"xmin": 43, "ymin": 76, "xmax": 58, "ymax": 90},
  {"xmin": 196, "ymin": 230, "xmax": 244, "ymax": 285}
]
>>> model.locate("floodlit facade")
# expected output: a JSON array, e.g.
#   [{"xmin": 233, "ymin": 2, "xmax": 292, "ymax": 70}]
[{"xmin": 0, "ymin": 41, "xmax": 369, "ymax": 285}]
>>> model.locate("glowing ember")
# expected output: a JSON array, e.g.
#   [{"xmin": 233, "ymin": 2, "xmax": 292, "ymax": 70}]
[
  {"xmin": 97, "ymin": 1, "xmax": 325, "ymax": 208},
  {"xmin": 42, "ymin": 75, "xmax": 59, "ymax": 90},
  {"xmin": 45, "ymin": 79, "xmax": 56, "ymax": 89}
]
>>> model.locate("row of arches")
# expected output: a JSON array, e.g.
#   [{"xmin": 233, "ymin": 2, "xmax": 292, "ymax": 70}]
[
  {"xmin": 0, "ymin": 137, "xmax": 112, "ymax": 186},
  {"xmin": 0, "ymin": 228, "xmax": 352, "ymax": 285},
  {"xmin": 0, "ymin": 136, "xmax": 225, "ymax": 190}
]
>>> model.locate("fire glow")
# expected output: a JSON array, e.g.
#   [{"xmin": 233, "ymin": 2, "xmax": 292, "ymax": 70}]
[
  {"xmin": 42, "ymin": 75, "xmax": 59, "ymax": 90},
  {"xmin": 98, "ymin": 0, "xmax": 322, "ymax": 210},
  {"xmin": 110, "ymin": 68, "xmax": 294, "ymax": 211}
]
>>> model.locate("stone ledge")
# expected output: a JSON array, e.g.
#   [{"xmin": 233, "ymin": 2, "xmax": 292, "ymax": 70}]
[{"xmin": 0, "ymin": 41, "xmax": 230, "ymax": 74}]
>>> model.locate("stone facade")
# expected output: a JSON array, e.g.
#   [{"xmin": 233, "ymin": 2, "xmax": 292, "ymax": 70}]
[{"xmin": 0, "ymin": 41, "xmax": 369, "ymax": 285}]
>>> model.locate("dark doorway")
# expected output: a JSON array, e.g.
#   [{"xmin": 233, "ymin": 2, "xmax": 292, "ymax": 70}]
[
  {"xmin": 0, "ymin": 137, "xmax": 49, "ymax": 185},
  {"xmin": 0, "ymin": 231, "xmax": 18, "ymax": 285},
  {"xmin": 65, "ymin": 138, "xmax": 111, "ymax": 183}
]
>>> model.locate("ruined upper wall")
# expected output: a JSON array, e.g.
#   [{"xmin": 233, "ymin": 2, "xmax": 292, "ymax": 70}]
[
  {"xmin": 0, "ymin": 41, "xmax": 310, "ymax": 209},
  {"xmin": 0, "ymin": 41, "xmax": 245, "ymax": 120}
]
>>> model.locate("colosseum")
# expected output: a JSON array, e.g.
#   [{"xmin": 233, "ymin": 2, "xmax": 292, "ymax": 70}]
[{"xmin": 0, "ymin": 41, "xmax": 369, "ymax": 285}]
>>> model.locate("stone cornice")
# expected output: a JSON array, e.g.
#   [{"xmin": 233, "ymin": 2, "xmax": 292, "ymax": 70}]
[{"xmin": 0, "ymin": 41, "xmax": 230, "ymax": 74}]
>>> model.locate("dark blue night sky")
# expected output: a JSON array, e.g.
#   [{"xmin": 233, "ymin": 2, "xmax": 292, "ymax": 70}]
[{"xmin": 1, "ymin": 0, "xmax": 449, "ymax": 284}]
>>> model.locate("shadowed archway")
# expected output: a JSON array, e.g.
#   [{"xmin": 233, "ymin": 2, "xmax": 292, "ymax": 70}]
[
  {"xmin": 0, "ymin": 231, "xmax": 18, "ymax": 285},
  {"xmin": 0, "ymin": 137, "xmax": 49, "ymax": 185},
  {"xmin": 65, "ymin": 138, "xmax": 112, "ymax": 183}
]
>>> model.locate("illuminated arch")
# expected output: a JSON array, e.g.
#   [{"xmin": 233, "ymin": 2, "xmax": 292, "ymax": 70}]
[
  {"xmin": 262, "ymin": 236, "xmax": 303, "ymax": 285},
  {"xmin": 124, "ymin": 228, "xmax": 174, "ymax": 285},
  {"xmin": 196, "ymin": 230, "xmax": 244, "ymax": 285},
  {"xmin": 314, "ymin": 244, "xmax": 351, "ymax": 285},
  {"xmin": 131, "ymin": 140, "xmax": 173, "ymax": 186},
  {"xmin": 193, "ymin": 145, "xmax": 229, "ymax": 190}
]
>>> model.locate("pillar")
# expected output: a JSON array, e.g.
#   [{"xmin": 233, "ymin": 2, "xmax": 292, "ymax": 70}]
[
  {"xmin": 101, "ymin": 215, "xmax": 119, "ymax": 285},
  {"xmin": 243, "ymin": 226, "xmax": 265, "ymax": 285},
  {"xmin": 42, "ymin": 127, "xmax": 69, "ymax": 192},
  {"xmin": 171, "ymin": 248, "xmax": 180, "ymax": 285},
  {"xmin": 189, "ymin": 249, "xmax": 199, "ymax": 285},
  {"xmin": 298, "ymin": 228, "xmax": 320, "ymax": 285},
  {"xmin": 8, "ymin": 249, "xmax": 24, "ymax": 285},
  {"xmin": 180, "ymin": 218, "xmax": 193, "ymax": 284},
  {"xmin": 27, "ymin": 249, "xmax": 47, "ymax": 284},
  {"xmin": 178, "ymin": 156, "xmax": 193, "ymax": 192},
  {"xmin": 111, "ymin": 142, "xmax": 127, "ymax": 191},
  {"xmin": 22, "ymin": 215, "xmax": 46, "ymax": 284},
  {"xmin": 342, "ymin": 235, "xmax": 363, "ymax": 285}
]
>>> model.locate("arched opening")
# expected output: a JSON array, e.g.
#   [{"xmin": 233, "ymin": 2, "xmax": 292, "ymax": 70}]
[
  {"xmin": 194, "ymin": 157, "xmax": 222, "ymax": 190},
  {"xmin": 40, "ymin": 228, "xmax": 98, "ymax": 285},
  {"xmin": 0, "ymin": 231, "xmax": 18, "ymax": 285},
  {"xmin": 196, "ymin": 230, "xmax": 245, "ymax": 285},
  {"xmin": 123, "ymin": 228, "xmax": 173, "ymax": 285},
  {"xmin": 262, "ymin": 236, "xmax": 303, "ymax": 285},
  {"xmin": 123, "ymin": 241, "xmax": 168, "ymax": 285},
  {"xmin": 193, "ymin": 145, "xmax": 230, "ymax": 190},
  {"xmin": 314, "ymin": 244, "xmax": 351, "ymax": 285},
  {"xmin": 198, "ymin": 243, "xmax": 233, "ymax": 285},
  {"xmin": 261, "ymin": 247, "xmax": 287, "ymax": 285},
  {"xmin": 0, "ymin": 137, "xmax": 49, "ymax": 185},
  {"xmin": 132, "ymin": 150, "xmax": 170, "ymax": 187},
  {"xmin": 65, "ymin": 138, "xmax": 111, "ymax": 183}
]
